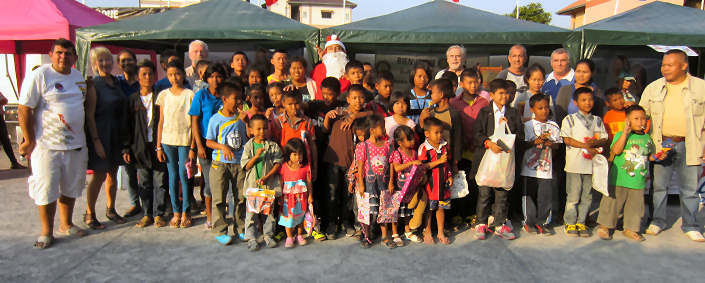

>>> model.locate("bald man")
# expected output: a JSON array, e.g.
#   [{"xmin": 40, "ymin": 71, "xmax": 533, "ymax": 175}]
[{"xmin": 640, "ymin": 49, "xmax": 705, "ymax": 242}]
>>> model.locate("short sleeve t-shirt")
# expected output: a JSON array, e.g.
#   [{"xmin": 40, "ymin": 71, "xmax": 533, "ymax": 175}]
[
  {"xmin": 602, "ymin": 109, "xmax": 626, "ymax": 140},
  {"xmin": 390, "ymin": 149, "xmax": 417, "ymax": 180},
  {"xmin": 188, "ymin": 88, "xmax": 223, "ymax": 138},
  {"xmin": 156, "ymin": 88, "xmax": 194, "ymax": 146},
  {"xmin": 252, "ymin": 141, "xmax": 265, "ymax": 177},
  {"xmin": 19, "ymin": 65, "xmax": 87, "ymax": 150},
  {"xmin": 560, "ymin": 112, "xmax": 608, "ymax": 174},
  {"xmin": 355, "ymin": 140, "xmax": 391, "ymax": 176},
  {"xmin": 432, "ymin": 108, "xmax": 452, "ymax": 145},
  {"xmin": 206, "ymin": 111, "xmax": 247, "ymax": 164},
  {"xmin": 521, "ymin": 119, "xmax": 562, "ymax": 179},
  {"xmin": 610, "ymin": 132, "xmax": 654, "ymax": 189}
]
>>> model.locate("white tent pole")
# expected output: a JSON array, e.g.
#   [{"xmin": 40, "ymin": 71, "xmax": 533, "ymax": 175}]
[
  {"xmin": 516, "ymin": 0, "xmax": 519, "ymax": 19},
  {"xmin": 343, "ymin": 0, "xmax": 346, "ymax": 24},
  {"xmin": 614, "ymin": 0, "xmax": 620, "ymax": 15}
]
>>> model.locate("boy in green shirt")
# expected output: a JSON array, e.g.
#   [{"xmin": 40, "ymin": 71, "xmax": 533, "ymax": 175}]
[{"xmin": 597, "ymin": 105, "xmax": 664, "ymax": 241}]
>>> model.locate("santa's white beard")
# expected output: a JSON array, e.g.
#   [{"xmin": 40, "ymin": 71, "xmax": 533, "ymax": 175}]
[{"xmin": 322, "ymin": 51, "xmax": 348, "ymax": 79}]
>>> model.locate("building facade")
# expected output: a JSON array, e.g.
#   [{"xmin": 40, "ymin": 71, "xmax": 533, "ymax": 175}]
[
  {"xmin": 267, "ymin": 0, "xmax": 356, "ymax": 28},
  {"xmin": 558, "ymin": 0, "xmax": 703, "ymax": 29}
]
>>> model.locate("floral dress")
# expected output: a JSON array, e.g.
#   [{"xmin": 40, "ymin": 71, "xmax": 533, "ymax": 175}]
[{"xmin": 278, "ymin": 163, "xmax": 310, "ymax": 228}]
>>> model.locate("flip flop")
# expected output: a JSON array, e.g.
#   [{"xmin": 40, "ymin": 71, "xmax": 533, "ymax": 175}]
[
  {"xmin": 58, "ymin": 226, "xmax": 87, "ymax": 237},
  {"xmin": 215, "ymin": 234, "xmax": 233, "ymax": 246},
  {"xmin": 33, "ymin": 235, "xmax": 54, "ymax": 249}
]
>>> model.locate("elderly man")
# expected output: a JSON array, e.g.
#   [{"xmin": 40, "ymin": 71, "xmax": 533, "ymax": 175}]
[
  {"xmin": 19, "ymin": 39, "xmax": 92, "ymax": 248},
  {"xmin": 640, "ymin": 49, "xmax": 705, "ymax": 242},
  {"xmin": 311, "ymin": 34, "xmax": 351, "ymax": 100},
  {"xmin": 435, "ymin": 45, "xmax": 467, "ymax": 95},
  {"xmin": 186, "ymin": 40, "xmax": 208, "ymax": 86},
  {"xmin": 541, "ymin": 48, "xmax": 574, "ymax": 101},
  {"xmin": 496, "ymin": 44, "xmax": 528, "ymax": 92}
]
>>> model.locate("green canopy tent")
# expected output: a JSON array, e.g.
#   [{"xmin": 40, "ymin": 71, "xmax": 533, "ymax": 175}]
[
  {"xmin": 75, "ymin": 0, "xmax": 319, "ymax": 75},
  {"xmin": 566, "ymin": 1, "xmax": 705, "ymax": 72},
  {"xmin": 319, "ymin": 0, "xmax": 571, "ymax": 57}
]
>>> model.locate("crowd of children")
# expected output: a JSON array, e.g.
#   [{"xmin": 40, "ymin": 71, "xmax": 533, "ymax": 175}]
[{"xmin": 113, "ymin": 47, "xmax": 674, "ymax": 252}]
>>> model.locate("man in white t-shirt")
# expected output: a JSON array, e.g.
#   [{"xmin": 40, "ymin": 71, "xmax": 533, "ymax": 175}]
[
  {"xmin": 497, "ymin": 45, "xmax": 528, "ymax": 92},
  {"xmin": 18, "ymin": 39, "xmax": 93, "ymax": 249}
]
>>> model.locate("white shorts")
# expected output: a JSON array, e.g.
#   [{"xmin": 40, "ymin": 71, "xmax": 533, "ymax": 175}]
[{"xmin": 28, "ymin": 146, "xmax": 88, "ymax": 205}]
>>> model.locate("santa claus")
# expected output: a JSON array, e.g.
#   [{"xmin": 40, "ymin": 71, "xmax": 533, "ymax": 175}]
[{"xmin": 311, "ymin": 35, "xmax": 351, "ymax": 100}]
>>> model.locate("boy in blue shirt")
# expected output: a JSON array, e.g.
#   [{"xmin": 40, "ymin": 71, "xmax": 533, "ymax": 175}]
[{"xmin": 206, "ymin": 80, "xmax": 249, "ymax": 245}]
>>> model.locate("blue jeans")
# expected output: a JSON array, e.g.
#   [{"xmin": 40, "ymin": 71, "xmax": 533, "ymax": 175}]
[
  {"xmin": 162, "ymin": 144, "xmax": 191, "ymax": 213},
  {"xmin": 198, "ymin": 156, "xmax": 212, "ymax": 197},
  {"xmin": 122, "ymin": 163, "xmax": 139, "ymax": 206},
  {"xmin": 651, "ymin": 141, "xmax": 700, "ymax": 232}
]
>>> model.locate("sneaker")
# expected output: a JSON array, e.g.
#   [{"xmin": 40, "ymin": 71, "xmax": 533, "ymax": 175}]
[
  {"xmin": 312, "ymin": 230, "xmax": 327, "ymax": 241},
  {"xmin": 215, "ymin": 234, "xmax": 233, "ymax": 246},
  {"xmin": 623, "ymin": 229, "xmax": 645, "ymax": 242},
  {"xmin": 264, "ymin": 236, "xmax": 277, "ymax": 248},
  {"xmin": 524, "ymin": 224, "xmax": 538, "ymax": 234},
  {"xmin": 154, "ymin": 216, "xmax": 167, "ymax": 228},
  {"xmin": 597, "ymin": 226, "xmax": 611, "ymax": 240},
  {"xmin": 685, "ymin": 231, "xmax": 705, "ymax": 242},
  {"xmin": 645, "ymin": 224, "xmax": 662, "ymax": 235},
  {"xmin": 238, "ymin": 233, "xmax": 248, "ymax": 241},
  {"xmin": 537, "ymin": 224, "xmax": 554, "ymax": 236},
  {"xmin": 494, "ymin": 224, "xmax": 516, "ymax": 240},
  {"xmin": 576, "ymin": 223, "xmax": 591, "ymax": 238},
  {"xmin": 405, "ymin": 232, "xmax": 422, "ymax": 243},
  {"xmin": 474, "ymin": 224, "xmax": 490, "ymax": 240},
  {"xmin": 296, "ymin": 235, "xmax": 307, "ymax": 246},
  {"xmin": 248, "ymin": 239, "xmax": 260, "ymax": 251},
  {"xmin": 285, "ymin": 237, "xmax": 295, "ymax": 248},
  {"xmin": 565, "ymin": 224, "xmax": 578, "ymax": 237},
  {"xmin": 135, "ymin": 216, "xmax": 153, "ymax": 228}
]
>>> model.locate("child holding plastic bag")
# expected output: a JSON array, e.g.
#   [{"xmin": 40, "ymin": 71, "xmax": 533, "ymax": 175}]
[
  {"xmin": 241, "ymin": 114, "xmax": 283, "ymax": 251},
  {"xmin": 472, "ymin": 79, "xmax": 524, "ymax": 241},
  {"xmin": 278, "ymin": 138, "xmax": 313, "ymax": 248},
  {"xmin": 560, "ymin": 87, "xmax": 609, "ymax": 238}
]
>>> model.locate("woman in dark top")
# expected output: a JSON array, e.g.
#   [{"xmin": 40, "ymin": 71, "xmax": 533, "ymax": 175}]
[
  {"xmin": 84, "ymin": 47, "xmax": 128, "ymax": 229},
  {"xmin": 554, "ymin": 58, "xmax": 605, "ymax": 124}
]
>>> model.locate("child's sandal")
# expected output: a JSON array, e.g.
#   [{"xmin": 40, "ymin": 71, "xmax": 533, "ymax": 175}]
[
  {"xmin": 392, "ymin": 234, "xmax": 404, "ymax": 247},
  {"xmin": 382, "ymin": 237, "xmax": 396, "ymax": 249}
]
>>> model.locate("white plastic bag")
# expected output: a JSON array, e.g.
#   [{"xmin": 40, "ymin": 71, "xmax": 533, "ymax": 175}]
[
  {"xmin": 592, "ymin": 154, "xmax": 610, "ymax": 197},
  {"xmin": 475, "ymin": 120, "xmax": 516, "ymax": 189},
  {"xmin": 450, "ymin": 170, "xmax": 469, "ymax": 199},
  {"xmin": 117, "ymin": 165, "xmax": 128, "ymax": 191}
]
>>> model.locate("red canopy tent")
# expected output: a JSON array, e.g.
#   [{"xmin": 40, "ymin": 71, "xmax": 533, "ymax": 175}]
[{"xmin": 0, "ymin": 0, "xmax": 155, "ymax": 97}]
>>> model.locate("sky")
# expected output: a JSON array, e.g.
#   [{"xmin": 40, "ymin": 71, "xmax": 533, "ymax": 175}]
[
  {"xmin": 83, "ymin": 0, "xmax": 574, "ymax": 28},
  {"xmin": 351, "ymin": 0, "xmax": 573, "ymax": 28}
]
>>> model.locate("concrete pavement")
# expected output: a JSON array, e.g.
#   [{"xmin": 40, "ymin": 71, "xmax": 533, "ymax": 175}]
[{"xmin": 1, "ymin": 150, "xmax": 705, "ymax": 282}]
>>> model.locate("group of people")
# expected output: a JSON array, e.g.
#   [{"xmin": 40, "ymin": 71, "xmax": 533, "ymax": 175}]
[{"xmin": 18, "ymin": 36, "xmax": 705, "ymax": 251}]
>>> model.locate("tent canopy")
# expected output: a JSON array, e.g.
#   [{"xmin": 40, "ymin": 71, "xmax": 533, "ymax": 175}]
[
  {"xmin": 0, "ymin": 0, "xmax": 113, "ymax": 43},
  {"xmin": 567, "ymin": 2, "xmax": 705, "ymax": 60},
  {"xmin": 320, "ymin": 0, "xmax": 570, "ymax": 55},
  {"xmin": 0, "ymin": 0, "xmax": 113, "ymax": 98},
  {"xmin": 76, "ymin": 0, "xmax": 319, "ymax": 74}
]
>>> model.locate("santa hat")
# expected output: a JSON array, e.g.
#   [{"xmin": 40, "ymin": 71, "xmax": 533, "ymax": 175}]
[{"xmin": 324, "ymin": 34, "xmax": 346, "ymax": 52}]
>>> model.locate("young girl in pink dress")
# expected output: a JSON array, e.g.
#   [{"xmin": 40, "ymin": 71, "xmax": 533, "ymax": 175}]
[
  {"xmin": 390, "ymin": 125, "xmax": 424, "ymax": 244},
  {"xmin": 279, "ymin": 138, "xmax": 313, "ymax": 248}
]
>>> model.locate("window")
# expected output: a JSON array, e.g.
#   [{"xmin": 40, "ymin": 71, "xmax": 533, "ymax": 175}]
[{"xmin": 321, "ymin": 10, "xmax": 332, "ymax": 19}]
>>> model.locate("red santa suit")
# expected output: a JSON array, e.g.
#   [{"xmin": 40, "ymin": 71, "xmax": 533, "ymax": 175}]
[{"xmin": 311, "ymin": 35, "xmax": 351, "ymax": 100}]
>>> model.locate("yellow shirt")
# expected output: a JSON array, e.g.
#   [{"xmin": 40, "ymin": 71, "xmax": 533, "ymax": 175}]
[{"xmin": 662, "ymin": 78, "xmax": 688, "ymax": 137}]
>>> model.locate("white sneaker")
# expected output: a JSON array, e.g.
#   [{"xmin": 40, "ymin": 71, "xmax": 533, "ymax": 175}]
[
  {"xmin": 685, "ymin": 231, "xmax": 705, "ymax": 242},
  {"xmin": 645, "ymin": 224, "xmax": 662, "ymax": 235}
]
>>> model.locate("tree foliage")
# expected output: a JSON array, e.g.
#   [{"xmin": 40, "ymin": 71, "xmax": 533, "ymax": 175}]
[{"xmin": 505, "ymin": 2, "xmax": 552, "ymax": 24}]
